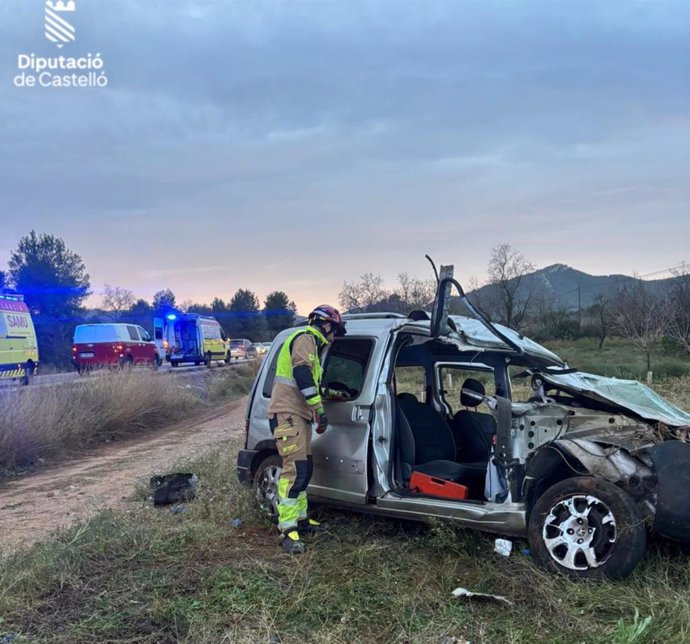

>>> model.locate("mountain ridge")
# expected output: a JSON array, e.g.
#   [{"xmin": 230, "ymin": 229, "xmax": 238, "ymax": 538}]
[{"xmin": 466, "ymin": 263, "xmax": 679, "ymax": 311}]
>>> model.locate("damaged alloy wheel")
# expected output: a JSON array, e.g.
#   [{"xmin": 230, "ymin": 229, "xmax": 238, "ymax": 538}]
[
  {"xmin": 253, "ymin": 454, "xmax": 282, "ymax": 519},
  {"xmin": 528, "ymin": 477, "xmax": 646, "ymax": 580}
]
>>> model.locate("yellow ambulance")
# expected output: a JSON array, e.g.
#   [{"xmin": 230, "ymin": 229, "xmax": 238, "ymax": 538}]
[{"xmin": 0, "ymin": 293, "xmax": 39, "ymax": 385}]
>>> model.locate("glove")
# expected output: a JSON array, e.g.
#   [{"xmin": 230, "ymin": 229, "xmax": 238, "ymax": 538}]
[
  {"xmin": 314, "ymin": 407, "xmax": 329, "ymax": 434},
  {"xmin": 328, "ymin": 388, "xmax": 351, "ymax": 402}
]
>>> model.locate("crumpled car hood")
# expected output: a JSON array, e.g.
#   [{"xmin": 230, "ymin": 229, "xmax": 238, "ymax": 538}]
[{"xmin": 541, "ymin": 370, "xmax": 690, "ymax": 429}]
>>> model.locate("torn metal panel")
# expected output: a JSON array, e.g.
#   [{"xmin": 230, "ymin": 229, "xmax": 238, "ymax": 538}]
[{"xmin": 554, "ymin": 439, "xmax": 654, "ymax": 488}]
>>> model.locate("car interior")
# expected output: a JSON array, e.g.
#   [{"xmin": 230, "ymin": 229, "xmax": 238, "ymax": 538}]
[{"xmin": 392, "ymin": 336, "xmax": 501, "ymax": 501}]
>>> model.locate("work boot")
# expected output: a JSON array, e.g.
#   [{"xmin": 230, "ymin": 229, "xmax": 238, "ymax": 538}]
[
  {"xmin": 298, "ymin": 518, "xmax": 327, "ymax": 536},
  {"xmin": 280, "ymin": 529, "xmax": 305, "ymax": 554}
]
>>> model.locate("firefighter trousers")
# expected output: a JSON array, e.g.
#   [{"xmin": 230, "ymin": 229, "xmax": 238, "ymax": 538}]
[{"xmin": 270, "ymin": 413, "xmax": 313, "ymax": 531}]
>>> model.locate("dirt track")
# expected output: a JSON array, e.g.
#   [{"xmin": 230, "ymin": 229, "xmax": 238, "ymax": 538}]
[{"xmin": 0, "ymin": 397, "xmax": 247, "ymax": 554}]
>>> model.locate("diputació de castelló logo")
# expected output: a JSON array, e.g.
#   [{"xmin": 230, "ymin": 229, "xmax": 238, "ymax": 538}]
[
  {"xmin": 45, "ymin": 0, "xmax": 76, "ymax": 48},
  {"xmin": 14, "ymin": 0, "xmax": 109, "ymax": 88}
]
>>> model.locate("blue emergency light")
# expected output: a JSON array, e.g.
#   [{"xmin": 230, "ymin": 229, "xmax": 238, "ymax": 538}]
[{"xmin": 166, "ymin": 313, "xmax": 177, "ymax": 321}]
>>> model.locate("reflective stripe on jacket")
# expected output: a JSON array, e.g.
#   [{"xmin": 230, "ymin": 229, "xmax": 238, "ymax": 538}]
[{"xmin": 268, "ymin": 326, "xmax": 328, "ymax": 421}]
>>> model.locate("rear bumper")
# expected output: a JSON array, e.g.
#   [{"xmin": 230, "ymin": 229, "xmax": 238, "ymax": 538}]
[
  {"xmin": 237, "ymin": 449, "xmax": 258, "ymax": 485},
  {"xmin": 649, "ymin": 441, "xmax": 690, "ymax": 544}
]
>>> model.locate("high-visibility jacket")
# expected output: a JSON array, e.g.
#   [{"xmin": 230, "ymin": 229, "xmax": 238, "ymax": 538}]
[{"xmin": 268, "ymin": 326, "xmax": 329, "ymax": 421}]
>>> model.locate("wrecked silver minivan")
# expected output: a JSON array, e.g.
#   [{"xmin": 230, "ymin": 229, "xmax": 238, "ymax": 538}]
[{"xmin": 237, "ymin": 265, "xmax": 690, "ymax": 579}]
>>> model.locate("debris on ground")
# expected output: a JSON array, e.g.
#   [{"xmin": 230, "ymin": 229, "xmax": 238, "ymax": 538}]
[
  {"xmin": 494, "ymin": 538, "xmax": 512, "ymax": 557},
  {"xmin": 451, "ymin": 587, "xmax": 514, "ymax": 606},
  {"xmin": 150, "ymin": 472, "xmax": 198, "ymax": 506}
]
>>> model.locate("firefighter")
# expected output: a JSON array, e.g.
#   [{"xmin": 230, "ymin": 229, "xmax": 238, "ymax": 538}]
[{"xmin": 267, "ymin": 304, "xmax": 347, "ymax": 553}]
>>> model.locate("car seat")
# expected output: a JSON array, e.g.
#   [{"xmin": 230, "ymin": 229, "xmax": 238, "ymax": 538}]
[
  {"xmin": 396, "ymin": 394, "xmax": 486, "ymax": 488},
  {"xmin": 450, "ymin": 378, "xmax": 496, "ymax": 464}
]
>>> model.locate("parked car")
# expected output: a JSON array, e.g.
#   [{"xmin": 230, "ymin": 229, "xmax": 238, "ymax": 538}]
[
  {"xmin": 238, "ymin": 264, "xmax": 690, "ymax": 580},
  {"xmin": 72, "ymin": 323, "xmax": 160, "ymax": 371},
  {"xmin": 229, "ymin": 338, "xmax": 252, "ymax": 360},
  {"xmin": 259, "ymin": 342, "xmax": 272, "ymax": 356},
  {"xmin": 0, "ymin": 292, "xmax": 38, "ymax": 385},
  {"xmin": 247, "ymin": 342, "xmax": 271, "ymax": 360}
]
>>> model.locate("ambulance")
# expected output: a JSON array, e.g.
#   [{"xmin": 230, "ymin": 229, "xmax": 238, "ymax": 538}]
[
  {"xmin": 0, "ymin": 293, "xmax": 39, "ymax": 385},
  {"xmin": 153, "ymin": 312, "xmax": 230, "ymax": 367}
]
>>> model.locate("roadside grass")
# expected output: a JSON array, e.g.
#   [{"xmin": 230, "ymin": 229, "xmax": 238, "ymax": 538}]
[
  {"xmin": 1, "ymin": 435, "xmax": 689, "ymax": 643},
  {"xmin": 0, "ymin": 365, "xmax": 257, "ymax": 477},
  {"xmin": 544, "ymin": 337, "xmax": 690, "ymax": 381}
]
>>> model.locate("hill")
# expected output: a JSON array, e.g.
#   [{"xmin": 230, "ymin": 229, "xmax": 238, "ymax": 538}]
[{"xmin": 466, "ymin": 263, "xmax": 678, "ymax": 311}]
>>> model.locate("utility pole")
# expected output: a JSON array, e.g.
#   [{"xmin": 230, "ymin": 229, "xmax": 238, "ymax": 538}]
[{"xmin": 577, "ymin": 282, "xmax": 582, "ymax": 330}]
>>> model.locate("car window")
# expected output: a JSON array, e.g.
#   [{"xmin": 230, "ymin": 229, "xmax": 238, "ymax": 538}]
[
  {"xmin": 438, "ymin": 366, "xmax": 495, "ymax": 415},
  {"xmin": 202, "ymin": 324, "xmax": 221, "ymax": 339},
  {"xmin": 395, "ymin": 366, "xmax": 426, "ymax": 401},
  {"xmin": 154, "ymin": 327, "xmax": 163, "ymax": 340},
  {"xmin": 137, "ymin": 326, "xmax": 151, "ymax": 342},
  {"xmin": 322, "ymin": 338, "xmax": 374, "ymax": 399},
  {"xmin": 262, "ymin": 341, "xmax": 284, "ymax": 397},
  {"xmin": 126, "ymin": 325, "xmax": 140, "ymax": 341}
]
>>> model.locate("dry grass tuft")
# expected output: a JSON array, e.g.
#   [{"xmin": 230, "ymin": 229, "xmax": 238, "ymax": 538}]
[{"xmin": 0, "ymin": 370, "xmax": 200, "ymax": 473}]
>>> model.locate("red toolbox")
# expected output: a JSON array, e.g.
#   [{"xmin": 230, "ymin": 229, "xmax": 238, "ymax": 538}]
[{"xmin": 409, "ymin": 471, "xmax": 469, "ymax": 500}]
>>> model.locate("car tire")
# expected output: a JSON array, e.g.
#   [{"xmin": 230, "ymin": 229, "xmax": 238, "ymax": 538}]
[
  {"xmin": 224, "ymin": 353, "xmax": 231, "ymax": 364},
  {"xmin": 151, "ymin": 355, "xmax": 161, "ymax": 370},
  {"xmin": 528, "ymin": 476, "xmax": 646, "ymax": 580},
  {"xmin": 170, "ymin": 360, "xmax": 179, "ymax": 368},
  {"xmin": 205, "ymin": 352, "xmax": 213, "ymax": 367},
  {"xmin": 120, "ymin": 356, "xmax": 134, "ymax": 370},
  {"xmin": 253, "ymin": 453, "xmax": 282, "ymax": 519}
]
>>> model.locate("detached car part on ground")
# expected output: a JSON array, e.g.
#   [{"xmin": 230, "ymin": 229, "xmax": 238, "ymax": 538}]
[{"xmin": 237, "ymin": 265, "xmax": 690, "ymax": 580}]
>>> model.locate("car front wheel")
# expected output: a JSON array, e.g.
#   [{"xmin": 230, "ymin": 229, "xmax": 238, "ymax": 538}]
[
  {"xmin": 253, "ymin": 453, "xmax": 281, "ymax": 519},
  {"xmin": 528, "ymin": 476, "xmax": 646, "ymax": 580}
]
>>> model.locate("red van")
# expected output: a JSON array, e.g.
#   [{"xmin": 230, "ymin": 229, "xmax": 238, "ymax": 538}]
[{"xmin": 72, "ymin": 323, "xmax": 160, "ymax": 371}]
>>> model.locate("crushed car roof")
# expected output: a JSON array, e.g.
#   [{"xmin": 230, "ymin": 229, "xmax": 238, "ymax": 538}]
[{"xmin": 449, "ymin": 316, "xmax": 565, "ymax": 366}]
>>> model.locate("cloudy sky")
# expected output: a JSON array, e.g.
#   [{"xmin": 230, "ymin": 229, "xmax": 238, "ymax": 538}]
[{"xmin": 1, "ymin": 0, "xmax": 688, "ymax": 314}]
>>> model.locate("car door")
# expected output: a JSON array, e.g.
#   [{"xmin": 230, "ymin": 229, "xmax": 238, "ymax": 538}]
[
  {"xmin": 308, "ymin": 336, "xmax": 378, "ymax": 505},
  {"xmin": 125, "ymin": 325, "xmax": 142, "ymax": 362}
]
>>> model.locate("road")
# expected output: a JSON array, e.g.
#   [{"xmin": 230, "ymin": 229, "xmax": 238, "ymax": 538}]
[{"xmin": 0, "ymin": 358, "xmax": 252, "ymax": 390}]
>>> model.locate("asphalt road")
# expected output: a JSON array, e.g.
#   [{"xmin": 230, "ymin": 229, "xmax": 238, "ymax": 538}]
[{"xmin": 0, "ymin": 358, "xmax": 252, "ymax": 390}]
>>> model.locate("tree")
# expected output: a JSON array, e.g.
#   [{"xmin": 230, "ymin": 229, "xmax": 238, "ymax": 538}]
[
  {"xmin": 264, "ymin": 291, "xmax": 296, "ymax": 338},
  {"xmin": 339, "ymin": 273, "xmax": 388, "ymax": 313},
  {"xmin": 532, "ymin": 291, "xmax": 577, "ymax": 340},
  {"xmin": 152, "ymin": 289, "xmax": 176, "ymax": 311},
  {"xmin": 102, "ymin": 283, "xmax": 134, "ymax": 321},
  {"xmin": 394, "ymin": 272, "xmax": 435, "ymax": 313},
  {"xmin": 228, "ymin": 289, "xmax": 263, "ymax": 340},
  {"xmin": 611, "ymin": 280, "xmax": 670, "ymax": 373},
  {"xmin": 486, "ymin": 243, "xmax": 534, "ymax": 330},
  {"xmin": 8, "ymin": 230, "xmax": 90, "ymax": 317},
  {"xmin": 186, "ymin": 302, "xmax": 213, "ymax": 315},
  {"xmin": 0, "ymin": 270, "xmax": 6, "ymax": 290},
  {"xmin": 591, "ymin": 295, "xmax": 611, "ymax": 349},
  {"xmin": 123, "ymin": 298, "xmax": 153, "ymax": 334},
  {"xmin": 665, "ymin": 262, "xmax": 690, "ymax": 355}
]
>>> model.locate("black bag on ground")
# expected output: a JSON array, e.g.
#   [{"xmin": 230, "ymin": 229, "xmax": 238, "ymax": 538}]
[{"xmin": 150, "ymin": 473, "xmax": 199, "ymax": 506}]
